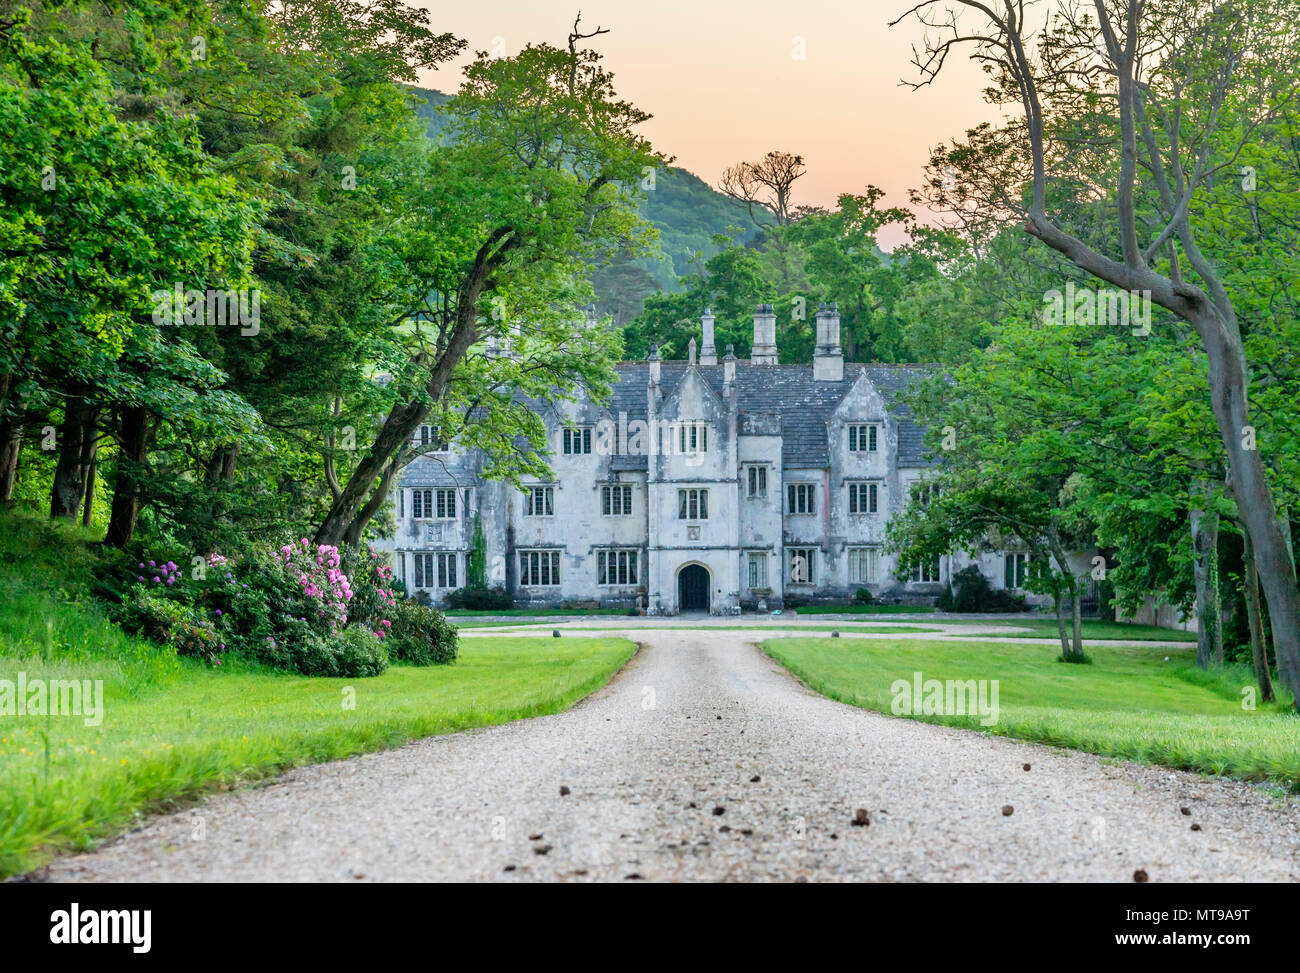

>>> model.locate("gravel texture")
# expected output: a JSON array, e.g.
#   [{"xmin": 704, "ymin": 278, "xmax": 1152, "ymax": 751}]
[{"xmin": 42, "ymin": 628, "xmax": 1300, "ymax": 882}]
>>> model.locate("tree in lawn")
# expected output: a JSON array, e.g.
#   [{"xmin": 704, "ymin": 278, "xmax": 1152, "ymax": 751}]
[
  {"xmin": 313, "ymin": 34, "xmax": 667, "ymax": 547},
  {"xmin": 886, "ymin": 341, "xmax": 1098, "ymax": 661},
  {"xmin": 893, "ymin": 0, "xmax": 1300, "ymax": 705}
]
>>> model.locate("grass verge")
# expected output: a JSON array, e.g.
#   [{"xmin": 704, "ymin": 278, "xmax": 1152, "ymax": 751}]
[
  {"xmin": 762, "ymin": 636, "xmax": 1298, "ymax": 788},
  {"xmin": 0, "ymin": 636, "xmax": 635, "ymax": 878},
  {"xmin": 939, "ymin": 619, "xmax": 1197, "ymax": 642},
  {"xmin": 0, "ymin": 511, "xmax": 637, "ymax": 877}
]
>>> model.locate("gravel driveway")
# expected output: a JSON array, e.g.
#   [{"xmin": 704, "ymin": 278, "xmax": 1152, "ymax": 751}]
[{"xmin": 42, "ymin": 629, "xmax": 1300, "ymax": 882}]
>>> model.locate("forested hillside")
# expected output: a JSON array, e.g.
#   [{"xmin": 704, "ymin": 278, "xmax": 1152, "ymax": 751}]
[{"xmin": 411, "ymin": 86, "xmax": 756, "ymax": 321}]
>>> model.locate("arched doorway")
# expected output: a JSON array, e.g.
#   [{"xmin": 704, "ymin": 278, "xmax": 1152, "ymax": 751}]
[{"xmin": 678, "ymin": 564, "xmax": 710, "ymax": 612}]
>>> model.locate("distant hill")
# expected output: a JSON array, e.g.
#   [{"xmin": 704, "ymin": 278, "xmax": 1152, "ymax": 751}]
[{"xmin": 408, "ymin": 86, "xmax": 757, "ymax": 319}]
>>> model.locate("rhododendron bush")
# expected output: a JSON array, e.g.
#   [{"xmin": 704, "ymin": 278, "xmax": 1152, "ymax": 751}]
[{"xmin": 101, "ymin": 538, "xmax": 453, "ymax": 678}]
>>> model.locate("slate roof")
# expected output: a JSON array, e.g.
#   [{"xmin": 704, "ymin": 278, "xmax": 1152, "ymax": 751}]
[
  {"xmin": 605, "ymin": 360, "xmax": 935, "ymax": 469},
  {"xmin": 402, "ymin": 359, "xmax": 937, "ymax": 485}
]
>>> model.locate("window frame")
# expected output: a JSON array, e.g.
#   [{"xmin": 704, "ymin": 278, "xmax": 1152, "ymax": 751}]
[
  {"xmin": 601, "ymin": 483, "xmax": 633, "ymax": 517},
  {"xmin": 847, "ymin": 546, "xmax": 880, "ymax": 585},
  {"xmin": 787, "ymin": 547, "xmax": 817, "ymax": 585},
  {"xmin": 1005, "ymin": 552, "xmax": 1030, "ymax": 590},
  {"xmin": 597, "ymin": 549, "xmax": 639, "ymax": 586},
  {"xmin": 911, "ymin": 557, "xmax": 943, "ymax": 584},
  {"xmin": 561, "ymin": 426, "xmax": 593, "ymax": 455},
  {"xmin": 677, "ymin": 488, "xmax": 709, "ymax": 521},
  {"xmin": 847, "ymin": 481, "xmax": 880, "ymax": 515},
  {"xmin": 848, "ymin": 423, "xmax": 878, "ymax": 453},
  {"xmin": 519, "ymin": 550, "xmax": 561, "ymax": 587},
  {"xmin": 787, "ymin": 483, "xmax": 817, "ymax": 516},
  {"xmin": 746, "ymin": 552, "xmax": 768, "ymax": 589},
  {"xmin": 745, "ymin": 465, "xmax": 768, "ymax": 499},
  {"xmin": 523, "ymin": 485, "xmax": 555, "ymax": 517}
]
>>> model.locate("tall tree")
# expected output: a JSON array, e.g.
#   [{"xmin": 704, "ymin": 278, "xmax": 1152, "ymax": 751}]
[
  {"xmin": 313, "ymin": 33, "xmax": 666, "ymax": 546},
  {"xmin": 894, "ymin": 0, "xmax": 1300, "ymax": 705}
]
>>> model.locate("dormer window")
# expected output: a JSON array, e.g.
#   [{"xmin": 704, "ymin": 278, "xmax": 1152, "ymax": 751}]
[
  {"xmin": 678, "ymin": 421, "xmax": 708, "ymax": 454},
  {"xmin": 848, "ymin": 424, "xmax": 878, "ymax": 453}
]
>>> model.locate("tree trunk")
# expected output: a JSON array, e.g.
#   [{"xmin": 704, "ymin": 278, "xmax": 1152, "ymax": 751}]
[
  {"xmin": 1045, "ymin": 525, "xmax": 1083, "ymax": 659},
  {"xmin": 1071, "ymin": 583, "xmax": 1083, "ymax": 658},
  {"xmin": 342, "ymin": 454, "xmax": 402, "ymax": 548},
  {"xmin": 105, "ymin": 407, "xmax": 152, "ymax": 548},
  {"xmin": 1198, "ymin": 326, "xmax": 1300, "ymax": 703},
  {"xmin": 1054, "ymin": 589, "xmax": 1070, "ymax": 659},
  {"xmin": 1241, "ymin": 524, "xmax": 1275, "ymax": 704},
  {"xmin": 81, "ymin": 453, "xmax": 97, "ymax": 527},
  {"xmin": 1190, "ymin": 495, "xmax": 1220, "ymax": 670},
  {"xmin": 0, "ymin": 401, "xmax": 23, "ymax": 504},
  {"xmin": 49, "ymin": 392, "xmax": 95, "ymax": 519}
]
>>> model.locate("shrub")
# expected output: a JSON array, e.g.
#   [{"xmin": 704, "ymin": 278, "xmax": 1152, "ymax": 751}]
[
  {"xmin": 854, "ymin": 587, "xmax": 874, "ymax": 605},
  {"xmin": 444, "ymin": 585, "xmax": 513, "ymax": 611},
  {"xmin": 281, "ymin": 626, "xmax": 388, "ymax": 678},
  {"xmin": 387, "ymin": 600, "xmax": 459, "ymax": 666},
  {"xmin": 104, "ymin": 540, "xmax": 399, "ymax": 677},
  {"xmin": 945, "ymin": 565, "xmax": 1028, "ymax": 613},
  {"xmin": 114, "ymin": 590, "xmax": 222, "ymax": 665}
]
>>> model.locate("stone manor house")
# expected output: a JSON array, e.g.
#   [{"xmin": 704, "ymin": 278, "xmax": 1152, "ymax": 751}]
[{"xmin": 379, "ymin": 304, "xmax": 1038, "ymax": 614}]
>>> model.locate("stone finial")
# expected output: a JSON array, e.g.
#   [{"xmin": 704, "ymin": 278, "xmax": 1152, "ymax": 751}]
[
  {"xmin": 723, "ymin": 343, "xmax": 736, "ymax": 385},
  {"xmin": 688, "ymin": 337, "xmax": 697, "ymax": 364}
]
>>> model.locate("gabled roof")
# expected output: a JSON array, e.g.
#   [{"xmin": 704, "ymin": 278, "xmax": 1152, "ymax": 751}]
[{"xmin": 606, "ymin": 361, "xmax": 935, "ymax": 469}]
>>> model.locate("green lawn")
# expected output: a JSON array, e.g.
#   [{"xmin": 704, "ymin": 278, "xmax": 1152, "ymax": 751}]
[
  {"xmin": 0, "ymin": 629, "xmax": 635, "ymax": 878},
  {"xmin": 445, "ymin": 607, "xmax": 630, "ymax": 617},
  {"xmin": 793, "ymin": 604, "xmax": 937, "ymax": 615},
  {"xmin": 940, "ymin": 618, "xmax": 1198, "ymax": 642},
  {"xmin": 763, "ymin": 636, "xmax": 1299, "ymax": 788}
]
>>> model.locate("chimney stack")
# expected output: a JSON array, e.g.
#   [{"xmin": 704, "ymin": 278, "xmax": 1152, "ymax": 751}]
[
  {"xmin": 750, "ymin": 303, "xmax": 778, "ymax": 365},
  {"xmin": 700, "ymin": 309, "xmax": 717, "ymax": 365},
  {"xmin": 813, "ymin": 301, "xmax": 843, "ymax": 381}
]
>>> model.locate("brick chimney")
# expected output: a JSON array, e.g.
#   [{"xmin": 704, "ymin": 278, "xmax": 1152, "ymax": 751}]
[
  {"xmin": 813, "ymin": 302, "xmax": 843, "ymax": 381},
  {"xmin": 750, "ymin": 304, "xmax": 778, "ymax": 365}
]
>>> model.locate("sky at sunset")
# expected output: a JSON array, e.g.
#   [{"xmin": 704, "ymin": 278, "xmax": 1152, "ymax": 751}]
[{"xmin": 415, "ymin": 0, "xmax": 1009, "ymax": 249}]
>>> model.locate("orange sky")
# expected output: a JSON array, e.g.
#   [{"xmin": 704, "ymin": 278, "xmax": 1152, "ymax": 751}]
[{"xmin": 414, "ymin": 0, "xmax": 1006, "ymax": 249}]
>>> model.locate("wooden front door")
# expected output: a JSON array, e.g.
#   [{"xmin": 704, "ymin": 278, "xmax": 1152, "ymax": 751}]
[{"xmin": 678, "ymin": 564, "xmax": 710, "ymax": 612}]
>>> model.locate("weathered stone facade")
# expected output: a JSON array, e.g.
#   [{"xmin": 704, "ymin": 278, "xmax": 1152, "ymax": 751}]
[{"xmin": 381, "ymin": 305, "xmax": 1032, "ymax": 614}]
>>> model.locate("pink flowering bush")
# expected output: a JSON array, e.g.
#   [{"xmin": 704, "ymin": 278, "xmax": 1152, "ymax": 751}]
[{"xmin": 109, "ymin": 539, "xmax": 392, "ymax": 677}]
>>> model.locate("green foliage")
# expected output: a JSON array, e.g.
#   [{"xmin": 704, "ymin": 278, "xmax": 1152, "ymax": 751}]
[
  {"xmin": 467, "ymin": 514, "xmax": 487, "ymax": 589},
  {"xmin": 388, "ymin": 600, "xmax": 458, "ymax": 666},
  {"xmin": 939, "ymin": 565, "xmax": 1028, "ymax": 614},
  {"xmin": 444, "ymin": 585, "xmax": 513, "ymax": 611},
  {"xmin": 287, "ymin": 626, "xmax": 388, "ymax": 679},
  {"xmin": 113, "ymin": 589, "xmax": 221, "ymax": 665}
]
